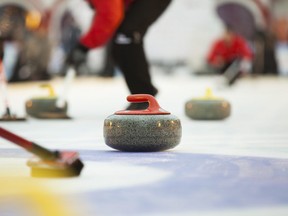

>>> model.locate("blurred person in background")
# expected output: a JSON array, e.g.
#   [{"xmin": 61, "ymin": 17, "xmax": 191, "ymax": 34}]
[
  {"xmin": 206, "ymin": 24, "xmax": 253, "ymax": 76},
  {"xmin": 0, "ymin": 5, "xmax": 51, "ymax": 82},
  {"xmin": 65, "ymin": 0, "xmax": 172, "ymax": 110},
  {"xmin": 209, "ymin": 0, "xmax": 279, "ymax": 77},
  {"xmin": 0, "ymin": 5, "xmax": 27, "ymax": 81}
]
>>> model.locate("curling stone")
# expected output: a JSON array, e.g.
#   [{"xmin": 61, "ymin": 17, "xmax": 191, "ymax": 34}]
[
  {"xmin": 104, "ymin": 94, "xmax": 182, "ymax": 152},
  {"xmin": 185, "ymin": 88, "xmax": 231, "ymax": 120},
  {"xmin": 25, "ymin": 84, "xmax": 69, "ymax": 119}
]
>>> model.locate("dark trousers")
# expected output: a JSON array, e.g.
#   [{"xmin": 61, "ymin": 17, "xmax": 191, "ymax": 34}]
[{"xmin": 112, "ymin": 0, "xmax": 171, "ymax": 95}]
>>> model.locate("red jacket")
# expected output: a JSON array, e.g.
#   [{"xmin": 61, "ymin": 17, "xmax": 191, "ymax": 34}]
[
  {"xmin": 207, "ymin": 34, "xmax": 253, "ymax": 66},
  {"xmin": 80, "ymin": 0, "xmax": 133, "ymax": 49}
]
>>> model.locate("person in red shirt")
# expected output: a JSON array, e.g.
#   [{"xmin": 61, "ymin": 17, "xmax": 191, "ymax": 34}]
[
  {"xmin": 65, "ymin": 0, "xmax": 172, "ymax": 109},
  {"xmin": 207, "ymin": 25, "xmax": 253, "ymax": 74}
]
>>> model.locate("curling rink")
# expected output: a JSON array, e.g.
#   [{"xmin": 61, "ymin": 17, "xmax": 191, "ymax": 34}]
[{"xmin": 1, "ymin": 71, "xmax": 288, "ymax": 216}]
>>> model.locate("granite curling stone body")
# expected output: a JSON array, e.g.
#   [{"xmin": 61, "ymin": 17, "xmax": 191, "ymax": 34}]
[
  {"xmin": 25, "ymin": 84, "xmax": 69, "ymax": 119},
  {"xmin": 185, "ymin": 88, "xmax": 231, "ymax": 120},
  {"xmin": 104, "ymin": 94, "xmax": 182, "ymax": 152}
]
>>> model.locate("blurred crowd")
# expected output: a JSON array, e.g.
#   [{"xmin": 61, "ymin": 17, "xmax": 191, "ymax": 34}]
[{"xmin": 0, "ymin": 0, "xmax": 287, "ymax": 83}]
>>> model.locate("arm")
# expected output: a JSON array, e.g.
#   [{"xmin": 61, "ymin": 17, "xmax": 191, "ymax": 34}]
[
  {"xmin": 80, "ymin": 0, "xmax": 124, "ymax": 49},
  {"xmin": 207, "ymin": 41, "xmax": 225, "ymax": 67}
]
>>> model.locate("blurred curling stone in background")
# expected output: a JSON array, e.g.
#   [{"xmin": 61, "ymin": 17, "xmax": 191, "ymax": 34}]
[
  {"xmin": 25, "ymin": 67, "xmax": 76, "ymax": 119},
  {"xmin": 185, "ymin": 88, "xmax": 231, "ymax": 120},
  {"xmin": 25, "ymin": 84, "xmax": 69, "ymax": 119}
]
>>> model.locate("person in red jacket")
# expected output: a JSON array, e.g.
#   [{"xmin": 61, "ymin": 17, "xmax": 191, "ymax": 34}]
[
  {"xmin": 206, "ymin": 25, "xmax": 253, "ymax": 74},
  {"xmin": 66, "ymin": 0, "xmax": 172, "ymax": 109}
]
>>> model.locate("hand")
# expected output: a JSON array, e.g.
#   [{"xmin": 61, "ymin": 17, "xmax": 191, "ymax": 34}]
[{"xmin": 65, "ymin": 43, "xmax": 89, "ymax": 68}]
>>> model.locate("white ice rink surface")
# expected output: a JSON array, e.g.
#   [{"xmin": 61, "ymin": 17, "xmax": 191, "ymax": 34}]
[{"xmin": 1, "ymin": 72, "xmax": 288, "ymax": 216}]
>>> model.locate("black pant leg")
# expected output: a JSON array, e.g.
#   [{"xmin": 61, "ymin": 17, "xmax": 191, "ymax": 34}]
[{"xmin": 112, "ymin": 0, "xmax": 172, "ymax": 95}]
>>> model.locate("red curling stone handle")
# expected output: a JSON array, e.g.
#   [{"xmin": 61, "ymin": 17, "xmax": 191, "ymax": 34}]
[{"xmin": 116, "ymin": 94, "xmax": 170, "ymax": 115}]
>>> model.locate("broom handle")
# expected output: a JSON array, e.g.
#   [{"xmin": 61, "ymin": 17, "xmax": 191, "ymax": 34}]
[
  {"xmin": 56, "ymin": 67, "xmax": 75, "ymax": 108},
  {"xmin": 0, "ymin": 60, "xmax": 11, "ymax": 114},
  {"xmin": 0, "ymin": 127, "xmax": 58, "ymax": 160}
]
